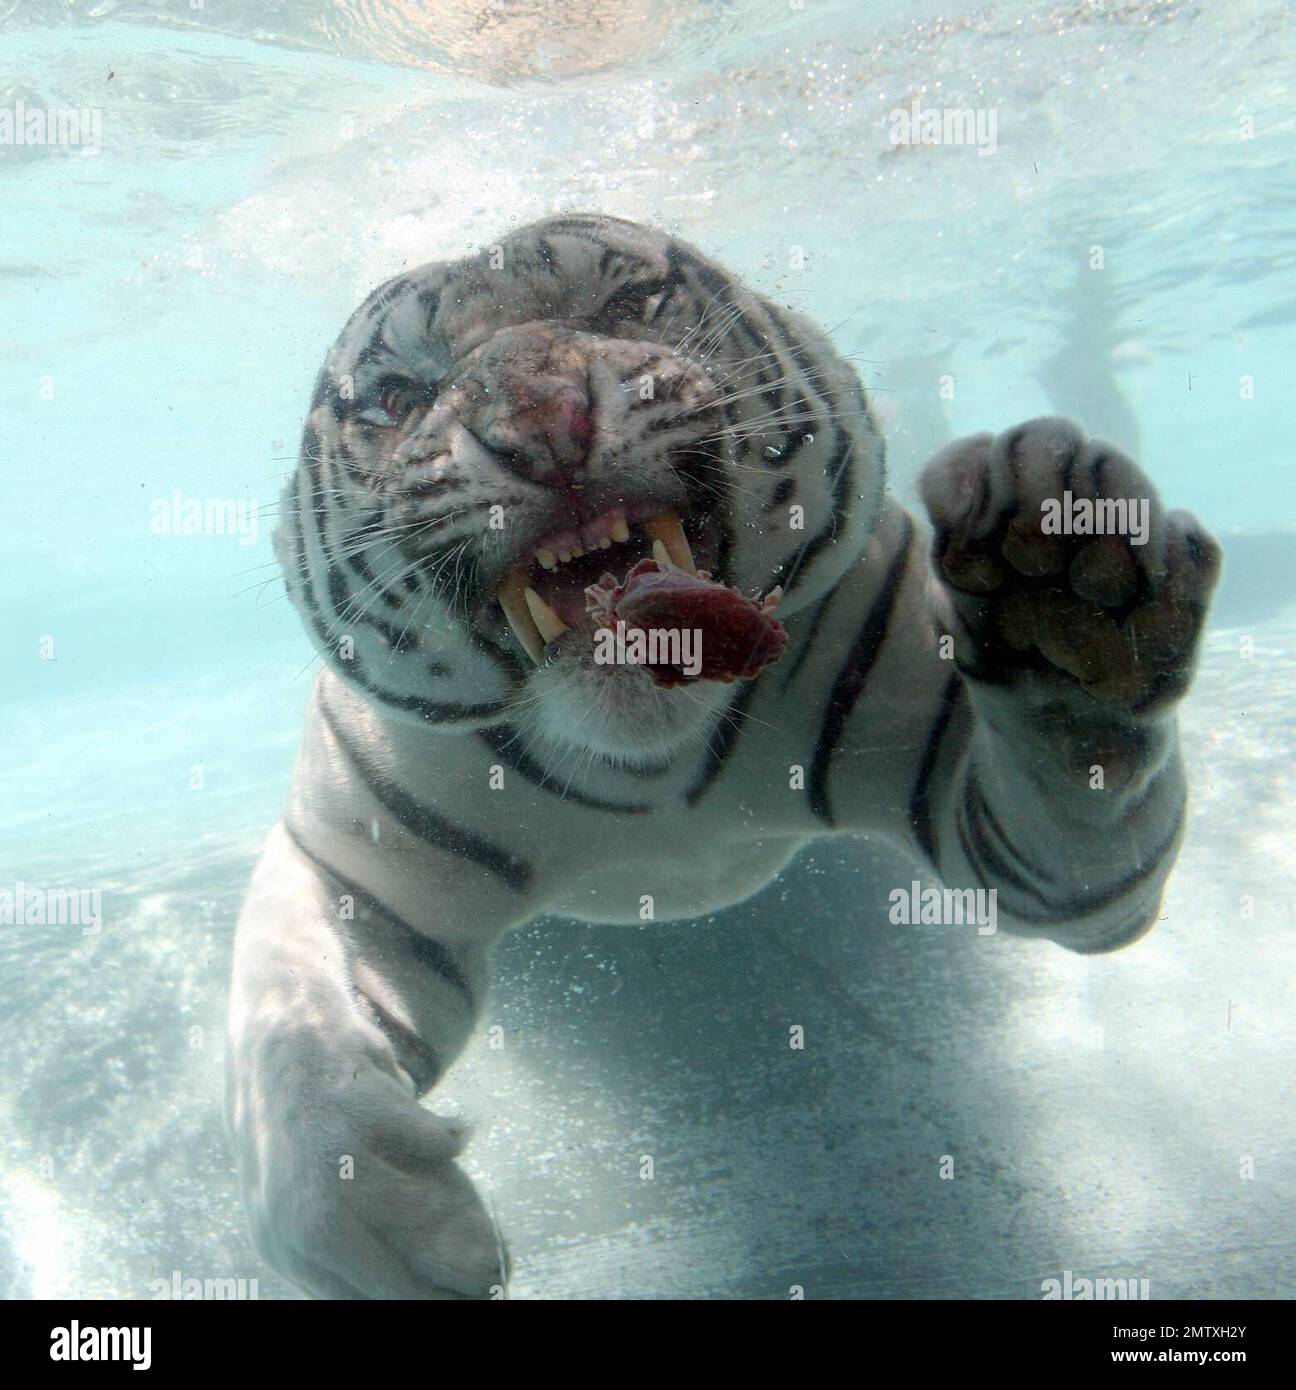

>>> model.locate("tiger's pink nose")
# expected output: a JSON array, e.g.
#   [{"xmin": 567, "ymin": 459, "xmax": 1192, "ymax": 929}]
[
  {"xmin": 529, "ymin": 386, "xmax": 593, "ymax": 458},
  {"xmin": 460, "ymin": 322, "xmax": 611, "ymax": 482},
  {"xmin": 496, "ymin": 381, "xmax": 595, "ymax": 481}
]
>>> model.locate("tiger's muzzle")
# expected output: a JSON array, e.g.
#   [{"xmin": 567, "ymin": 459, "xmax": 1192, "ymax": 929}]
[{"xmin": 395, "ymin": 321, "xmax": 725, "ymax": 663}]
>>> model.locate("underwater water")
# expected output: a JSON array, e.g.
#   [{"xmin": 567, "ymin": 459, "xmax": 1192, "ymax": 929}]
[{"xmin": 1, "ymin": 0, "xmax": 1294, "ymax": 1300}]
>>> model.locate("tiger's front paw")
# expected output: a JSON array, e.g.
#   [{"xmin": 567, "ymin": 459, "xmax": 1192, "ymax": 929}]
[
  {"xmin": 919, "ymin": 417, "xmax": 1220, "ymax": 717},
  {"xmin": 230, "ymin": 1040, "xmax": 509, "ymax": 1301}
]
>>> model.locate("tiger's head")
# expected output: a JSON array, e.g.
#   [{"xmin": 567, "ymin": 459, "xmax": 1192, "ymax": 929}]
[{"xmin": 280, "ymin": 214, "xmax": 885, "ymax": 766}]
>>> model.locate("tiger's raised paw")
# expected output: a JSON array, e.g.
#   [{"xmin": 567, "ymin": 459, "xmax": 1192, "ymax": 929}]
[{"xmin": 919, "ymin": 417, "xmax": 1221, "ymax": 717}]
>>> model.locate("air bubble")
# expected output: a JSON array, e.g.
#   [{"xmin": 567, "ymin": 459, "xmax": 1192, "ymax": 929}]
[{"xmin": 764, "ymin": 445, "xmax": 782, "ymax": 459}]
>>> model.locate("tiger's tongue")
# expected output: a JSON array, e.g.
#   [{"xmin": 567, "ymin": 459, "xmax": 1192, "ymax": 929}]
[
  {"xmin": 530, "ymin": 524, "xmax": 697, "ymax": 630},
  {"xmin": 529, "ymin": 550, "xmax": 627, "ymax": 627},
  {"xmin": 498, "ymin": 514, "xmax": 699, "ymax": 663}
]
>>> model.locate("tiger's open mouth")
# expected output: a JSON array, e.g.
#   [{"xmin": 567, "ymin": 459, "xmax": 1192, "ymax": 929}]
[{"xmin": 496, "ymin": 505, "xmax": 699, "ymax": 663}]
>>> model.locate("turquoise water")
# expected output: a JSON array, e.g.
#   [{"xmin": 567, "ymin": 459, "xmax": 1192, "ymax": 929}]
[{"xmin": 2, "ymin": 0, "xmax": 1294, "ymax": 1298}]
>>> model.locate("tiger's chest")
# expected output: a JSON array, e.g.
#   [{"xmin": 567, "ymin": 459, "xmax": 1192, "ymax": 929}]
[
  {"xmin": 294, "ymin": 668, "xmax": 822, "ymax": 934},
  {"xmin": 545, "ymin": 817, "xmax": 804, "ymax": 925}
]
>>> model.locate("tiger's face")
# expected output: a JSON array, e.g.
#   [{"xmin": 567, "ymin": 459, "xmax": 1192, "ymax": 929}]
[{"xmin": 281, "ymin": 214, "xmax": 884, "ymax": 765}]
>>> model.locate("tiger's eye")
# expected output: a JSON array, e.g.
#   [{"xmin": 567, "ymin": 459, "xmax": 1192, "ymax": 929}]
[{"xmin": 381, "ymin": 384, "xmax": 419, "ymax": 419}]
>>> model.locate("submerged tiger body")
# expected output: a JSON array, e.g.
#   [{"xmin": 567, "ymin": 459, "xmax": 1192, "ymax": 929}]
[{"xmin": 226, "ymin": 214, "xmax": 1219, "ymax": 1298}]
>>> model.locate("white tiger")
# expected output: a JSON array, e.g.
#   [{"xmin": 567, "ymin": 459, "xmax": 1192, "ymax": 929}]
[{"xmin": 225, "ymin": 213, "xmax": 1220, "ymax": 1299}]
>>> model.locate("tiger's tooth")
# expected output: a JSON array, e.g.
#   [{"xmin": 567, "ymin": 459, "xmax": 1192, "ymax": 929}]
[
  {"xmin": 570, "ymin": 544, "xmax": 583, "ymax": 558},
  {"xmin": 523, "ymin": 586, "xmax": 569, "ymax": 643},
  {"xmin": 641, "ymin": 512, "xmax": 697, "ymax": 574},
  {"xmin": 651, "ymin": 538, "xmax": 675, "ymax": 569},
  {"xmin": 558, "ymin": 550, "xmax": 572, "ymax": 564},
  {"xmin": 535, "ymin": 548, "xmax": 557, "ymax": 570},
  {"xmin": 599, "ymin": 535, "xmax": 613, "ymax": 549},
  {"xmin": 610, "ymin": 516, "xmax": 631, "ymax": 544},
  {"xmin": 497, "ymin": 566, "xmax": 545, "ymax": 663}
]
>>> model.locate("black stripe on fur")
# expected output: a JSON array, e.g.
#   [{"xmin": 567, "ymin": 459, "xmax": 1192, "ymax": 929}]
[
  {"xmin": 319, "ymin": 697, "xmax": 533, "ymax": 892},
  {"xmin": 807, "ymin": 515, "xmax": 915, "ymax": 825}
]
